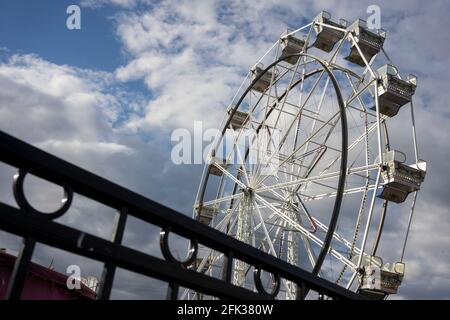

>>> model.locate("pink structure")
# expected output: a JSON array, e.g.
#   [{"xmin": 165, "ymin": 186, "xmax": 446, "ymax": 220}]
[{"xmin": 0, "ymin": 251, "xmax": 96, "ymax": 300}]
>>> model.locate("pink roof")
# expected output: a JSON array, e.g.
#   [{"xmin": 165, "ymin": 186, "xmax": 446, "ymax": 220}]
[{"xmin": 0, "ymin": 251, "xmax": 97, "ymax": 300}]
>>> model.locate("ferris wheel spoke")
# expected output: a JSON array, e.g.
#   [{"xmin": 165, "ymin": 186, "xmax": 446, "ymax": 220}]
[
  {"xmin": 202, "ymin": 192, "xmax": 244, "ymax": 207},
  {"xmin": 269, "ymin": 55, "xmax": 310, "ymax": 133},
  {"xmin": 256, "ymin": 163, "xmax": 378, "ymax": 193},
  {"xmin": 262, "ymin": 93, "xmax": 329, "ymax": 122},
  {"xmin": 250, "ymin": 206, "xmax": 280, "ymax": 233},
  {"xmin": 211, "ymin": 162, "xmax": 248, "ymax": 190},
  {"xmin": 294, "ymin": 196, "xmax": 369, "ymax": 262},
  {"xmin": 261, "ymin": 72, "xmax": 328, "ymax": 173},
  {"xmin": 259, "ymin": 187, "xmax": 370, "ymax": 266},
  {"xmin": 296, "ymin": 190, "xmax": 379, "ymax": 270},
  {"xmin": 257, "ymin": 66, "xmax": 326, "ymax": 159},
  {"xmin": 254, "ymin": 194, "xmax": 356, "ymax": 270},
  {"xmin": 255, "ymin": 107, "xmax": 342, "ymax": 188},
  {"xmin": 234, "ymin": 141, "xmax": 251, "ymax": 186},
  {"xmin": 296, "ymin": 211, "xmax": 322, "ymax": 276},
  {"xmin": 345, "ymin": 78, "xmax": 376, "ymax": 109},
  {"xmin": 231, "ymin": 69, "xmax": 324, "ymax": 183},
  {"xmin": 308, "ymin": 115, "xmax": 385, "ymax": 189},
  {"xmin": 296, "ymin": 75, "xmax": 330, "ymax": 155},
  {"xmin": 252, "ymin": 198, "xmax": 278, "ymax": 257},
  {"xmin": 293, "ymin": 82, "xmax": 333, "ymax": 184},
  {"xmin": 301, "ymin": 183, "xmax": 382, "ymax": 202},
  {"xmin": 344, "ymin": 73, "xmax": 373, "ymax": 112},
  {"xmin": 252, "ymin": 199, "xmax": 301, "ymax": 300}
]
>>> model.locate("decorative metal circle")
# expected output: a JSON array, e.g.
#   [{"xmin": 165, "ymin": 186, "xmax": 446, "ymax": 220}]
[
  {"xmin": 160, "ymin": 227, "xmax": 198, "ymax": 268},
  {"xmin": 253, "ymin": 266, "xmax": 281, "ymax": 298},
  {"xmin": 13, "ymin": 169, "xmax": 73, "ymax": 220}
]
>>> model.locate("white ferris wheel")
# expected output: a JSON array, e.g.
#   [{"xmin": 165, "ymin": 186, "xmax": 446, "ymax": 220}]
[{"xmin": 186, "ymin": 11, "xmax": 427, "ymax": 300}]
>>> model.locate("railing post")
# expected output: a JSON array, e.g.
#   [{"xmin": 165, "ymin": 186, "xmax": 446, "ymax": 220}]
[
  {"xmin": 296, "ymin": 281, "xmax": 306, "ymax": 300},
  {"xmin": 221, "ymin": 250, "xmax": 234, "ymax": 284},
  {"xmin": 5, "ymin": 237, "xmax": 36, "ymax": 300},
  {"xmin": 167, "ymin": 282, "xmax": 180, "ymax": 300},
  {"xmin": 98, "ymin": 207, "xmax": 128, "ymax": 300}
]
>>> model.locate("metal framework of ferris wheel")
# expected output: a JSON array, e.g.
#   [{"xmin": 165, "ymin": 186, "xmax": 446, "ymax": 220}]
[{"xmin": 186, "ymin": 11, "xmax": 427, "ymax": 300}]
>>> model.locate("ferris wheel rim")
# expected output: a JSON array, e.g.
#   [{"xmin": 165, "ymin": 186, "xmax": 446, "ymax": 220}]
[
  {"xmin": 196, "ymin": 52, "xmax": 349, "ymax": 284},
  {"xmin": 187, "ymin": 13, "xmax": 426, "ymax": 299}
]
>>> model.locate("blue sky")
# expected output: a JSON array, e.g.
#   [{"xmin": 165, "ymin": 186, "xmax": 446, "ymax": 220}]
[
  {"xmin": 0, "ymin": 1, "xmax": 123, "ymax": 70},
  {"xmin": 0, "ymin": 0, "xmax": 450, "ymax": 299},
  {"xmin": 0, "ymin": 0, "xmax": 151, "ymax": 131}
]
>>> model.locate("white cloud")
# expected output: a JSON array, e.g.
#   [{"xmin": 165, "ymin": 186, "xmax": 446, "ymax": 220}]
[
  {"xmin": 80, "ymin": 0, "xmax": 143, "ymax": 9},
  {"xmin": 108, "ymin": 0, "xmax": 450, "ymax": 299},
  {"xmin": 1, "ymin": 0, "xmax": 450, "ymax": 299},
  {"xmin": 112, "ymin": 0, "xmax": 296, "ymax": 130},
  {"xmin": 37, "ymin": 139, "xmax": 134, "ymax": 156},
  {"xmin": 0, "ymin": 51, "xmax": 203, "ymax": 294},
  {"xmin": 0, "ymin": 54, "xmax": 130, "ymax": 157}
]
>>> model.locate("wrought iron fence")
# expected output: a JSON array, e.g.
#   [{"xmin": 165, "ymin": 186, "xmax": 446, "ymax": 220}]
[{"xmin": 0, "ymin": 130, "xmax": 362, "ymax": 300}]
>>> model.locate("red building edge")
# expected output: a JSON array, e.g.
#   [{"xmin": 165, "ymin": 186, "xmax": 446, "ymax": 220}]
[{"xmin": 0, "ymin": 251, "xmax": 96, "ymax": 300}]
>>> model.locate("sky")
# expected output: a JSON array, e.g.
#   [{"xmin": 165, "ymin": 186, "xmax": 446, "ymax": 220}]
[{"xmin": 0, "ymin": 0, "xmax": 450, "ymax": 299}]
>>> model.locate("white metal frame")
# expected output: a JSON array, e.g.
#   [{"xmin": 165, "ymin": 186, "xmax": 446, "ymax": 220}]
[{"xmin": 187, "ymin": 13, "xmax": 423, "ymax": 300}]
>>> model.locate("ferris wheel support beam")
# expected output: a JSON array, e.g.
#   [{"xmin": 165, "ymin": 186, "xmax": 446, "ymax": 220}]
[
  {"xmin": 283, "ymin": 22, "xmax": 313, "ymax": 38},
  {"xmin": 257, "ymin": 163, "xmax": 378, "ymax": 193},
  {"xmin": 257, "ymin": 174, "xmax": 376, "ymax": 265},
  {"xmin": 212, "ymin": 162, "xmax": 248, "ymax": 191},
  {"xmin": 410, "ymin": 99, "xmax": 420, "ymax": 164},
  {"xmin": 234, "ymin": 195, "xmax": 252, "ymax": 286},
  {"xmin": 262, "ymin": 94, "xmax": 331, "ymax": 124},
  {"xmin": 295, "ymin": 75, "xmax": 330, "ymax": 184},
  {"xmin": 301, "ymin": 183, "xmax": 382, "ymax": 202},
  {"xmin": 346, "ymin": 167, "xmax": 382, "ymax": 289},
  {"xmin": 256, "ymin": 107, "xmax": 341, "ymax": 187},
  {"xmin": 202, "ymin": 192, "xmax": 244, "ymax": 207},
  {"xmin": 252, "ymin": 198, "xmax": 278, "ymax": 257},
  {"xmin": 253, "ymin": 216, "xmax": 297, "ymax": 300},
  {"xmin": 399, "ymin": 98, "xmax": 421, "ymax": 262},
  {"xmin": 312, "ymin": 113, "xmax": 386, "ymax": 190},
  {"xmin": 255, "ymin": 194, "xmax": 356, "ymax": 270},
  {"xmin": 345, "ymin": 78, "xmax": 376, "ymax": 109},
  {"xmin": 262, "ymin": 186, "xmax": 373, "ymax": 260},
  {"xmin": 260, "ymin": 190, "xmax": 374, "ymax": 265},
  {"xmin": 264, "ymin": 60, "xmax": 323, "ymax": 179},
  {"xmin": 346, "ymin": 82, "xmax": 385, "ymax": 289},
  {"xmin": 348, "ymin": 33, "xmax": 377, "ymax": 79},
  {"xmin": 181, "ymin": 202, "xmax": 242, "ymax": 300}
]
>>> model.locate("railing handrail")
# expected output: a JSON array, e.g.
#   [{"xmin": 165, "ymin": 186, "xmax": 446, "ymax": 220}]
[{"xmin": 0, "ymin": 130, "xmax": 362, "ymax": 300}]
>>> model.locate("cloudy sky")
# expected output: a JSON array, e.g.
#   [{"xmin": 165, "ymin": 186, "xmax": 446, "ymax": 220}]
[{"xmin": 0, "ymin": 0, "xmax": 449, "ymax": 299}]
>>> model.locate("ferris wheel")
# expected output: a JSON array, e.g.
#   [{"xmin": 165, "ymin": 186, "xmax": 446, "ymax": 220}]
[{"xmin": 185, "ymin": 11, "xmax": 427, "ymax": 300}]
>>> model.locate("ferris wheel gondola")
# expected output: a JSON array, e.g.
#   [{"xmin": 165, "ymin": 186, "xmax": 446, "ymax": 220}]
[{"xmin": 184, "ymin": 11, "xmax": 427, "ymax": 300}]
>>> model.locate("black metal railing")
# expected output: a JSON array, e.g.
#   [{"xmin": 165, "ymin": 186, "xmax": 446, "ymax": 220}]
[{"xmin": 0, "ymin": 130, "xmax": 362, "ymax": 300}]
